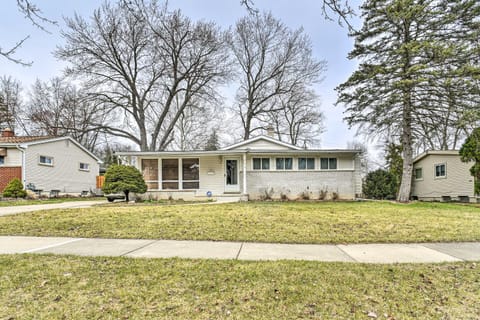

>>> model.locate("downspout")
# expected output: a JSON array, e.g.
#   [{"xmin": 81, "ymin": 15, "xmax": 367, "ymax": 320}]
[{"xmin": 15, "ymin": 144, "xmax": 27, "ymax": 190}]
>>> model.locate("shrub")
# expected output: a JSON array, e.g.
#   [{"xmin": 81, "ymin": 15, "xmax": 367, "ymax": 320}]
[
  {"xmin": 363, "ymin": 169, "xmax": 398, "ymax": 200},
  {"xmin": 102, "ymin": 165, "xmax": 147, "ymax": 202},
  {"xmin": 332, "ymin": 191, "xmax": 339, "ymax": 201},
  {"xmin": 2, "ymin": 178, "xmax": 27, "ymax": 198},
  {"xmin": 319, "ymin": 189, "xmax": 328, "ymax": 200}
]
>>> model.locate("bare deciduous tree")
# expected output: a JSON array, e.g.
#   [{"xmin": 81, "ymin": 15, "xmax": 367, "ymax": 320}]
[
  {"xmin": 0, "ymin": 76, "xmax": 22, "ymax": 130},
  {"xmin": 1, "ymin": 1, "xmax": 56, "ymax": 66},
  {"xmin": 228, "ymin": 12, "xmax": 326, "ymax": 140},
  {"xmin": 268, "ymin": 85, "xmax": 324, "ymax": 147},
  {"xmin": 25, "ymin": 78, "xmax": 108, "ymax": 151},
  {"xmin": 57, "ymin": 1, "xmax": 230, "ymax": 151}
]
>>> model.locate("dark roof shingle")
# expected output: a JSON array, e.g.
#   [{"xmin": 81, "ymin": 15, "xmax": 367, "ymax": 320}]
[{"xmin": 0, "ymin": 136, "xmax": 55, "ymax": 144}]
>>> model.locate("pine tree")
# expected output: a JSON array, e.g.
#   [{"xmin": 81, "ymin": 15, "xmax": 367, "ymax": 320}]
[{"xmin": 336, "ymin": 0, "xmax": 480, "ymax": 202}]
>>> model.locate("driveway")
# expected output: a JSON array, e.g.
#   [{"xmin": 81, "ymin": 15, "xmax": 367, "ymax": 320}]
[{"xmin": 0, "ymin": 200, "xmax": 105, "ymax": 217}]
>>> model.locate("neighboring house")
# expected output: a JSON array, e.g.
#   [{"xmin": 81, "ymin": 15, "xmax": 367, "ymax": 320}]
[
  {"xmin": 0, "ymin": 128, "xmax": 101, "ymax": 195},
  {"xmin": 412, "ymin": 150, "xmax": 475, "ymax": 202},
  {"xmin": 116, "ymin": 135, "xmax": 363, "ymax": 200}
]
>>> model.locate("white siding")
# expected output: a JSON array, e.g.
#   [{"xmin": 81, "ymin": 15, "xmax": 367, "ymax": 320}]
[
  {"xmin": 198, "ymin": 156, "xmax": 225, "ymax": 195},
  {"xmin": 412, "ymin": 154, "xmax": 474, "ymax": 201},
  {"xmin": 1, "ymin": 148, "xmax": 22, "ymax": 166},
  {"xmin": 25, "ymin": 139, "xmax": 99, "ymax": 193}
]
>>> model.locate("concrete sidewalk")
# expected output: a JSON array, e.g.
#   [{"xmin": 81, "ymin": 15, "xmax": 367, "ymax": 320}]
[
  {"xmin": 1, "ymin": 236, "xmax": 479, "ymax": 263},
  {"xmin": 0, "ymin": 200, "xmax": 105, "ymax": 216}
]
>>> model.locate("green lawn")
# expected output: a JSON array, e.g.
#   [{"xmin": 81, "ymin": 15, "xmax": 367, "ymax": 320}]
[
  {"xmin": 0, "ymin": 255, "xmax": 478, "ymax": 319},
  {"xmin": 1, "ymin": 201, "xmax": 479, "ymax": 244},
  {"xmin": 0, "ymin": 197, "xmax": 102, "ymax": 207}
]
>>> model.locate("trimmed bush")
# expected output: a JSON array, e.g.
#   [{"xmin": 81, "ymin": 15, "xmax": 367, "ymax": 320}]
[
  {"xmin": 363, "ymin": 169, "xmax": 398, "ymax": 200},
  {"xmin": 2, "ymin": 178, "xmax": 27, "ymax": 198},
  {"xmin": 102, "ymin": 165, "xmax": 147, "ymax": 202}
]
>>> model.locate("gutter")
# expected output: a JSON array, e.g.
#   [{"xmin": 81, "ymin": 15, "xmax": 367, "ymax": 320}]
[{"xmin": 15, "ymin": 144, "xmax": 27, "ymax": 190}]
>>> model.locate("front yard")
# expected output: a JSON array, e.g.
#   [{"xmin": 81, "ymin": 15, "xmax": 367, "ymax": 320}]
[
  {"xmin": 1, "ymin": 201, "xmax": 479, "ymax": 244},
  {"xmin": 0, "ymin": 255, "xmax": 478, "ymax": 319},
  {"xmin": 0, "ymin": 197, "xmax": 101, "ymax": 207}
]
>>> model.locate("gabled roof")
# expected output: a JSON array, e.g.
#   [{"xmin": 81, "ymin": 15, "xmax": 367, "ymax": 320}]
[
  {"xmin": 0, "ymin": 136, "xmax": 102, "ymax": 163},
  {"xmin": 221, "ymin": 135, "xmax": 303, "ymax": 151},
  {"xmin": 413, "ymin": 150, "xmax": 460, "ymax": 163}
]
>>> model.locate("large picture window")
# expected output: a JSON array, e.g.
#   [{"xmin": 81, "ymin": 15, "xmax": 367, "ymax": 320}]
[
  {"xmin": 182, "ymin": 158, "xmax": 200, "ymax": 189},
  {"xmin": 162, "ymin": 159, "xmax": 179, "ymax": 189}
]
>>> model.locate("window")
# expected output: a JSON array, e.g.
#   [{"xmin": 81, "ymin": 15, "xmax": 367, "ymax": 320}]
[
  {"xmin": 253, "ymin": 158, "xmax": 270, "ymax": 170},
  {"xmin": 298, "ymin": 157, "xmax": 315, "ymax": 170},
  {"xmin": 415, "ymin": 168, "xmax": 423, "ymax": 180},
  {"xmin": 79, "ymin": 162, "xmax": 90, "ymax": 171},
  {"xmin": 39, "ymin": 155, "xmax": 53, "ymax": 166},
  {"xmin": 320, "ymin": 158, "xmax": 337, "ymax": 170},
  {"xmin": 435, "ymin": 164, "xmax": 446, "ymax": 178},
  {"xmin": 142, "ymin": 159, "xmax": 159, "ymax": 189},
  {"xmin": 182, "ymin": 158, "xmax": 199, "ymax": 189},
  {"xmin": 0, "ymin": 156, "xmax": 4, "ymax": 165},
  {"xmin": 276, "ymin": 157, "xmax": 293, "ymax": 170},
  {"xmin": 162, "ymin": 159, "xmax": 179, "ymax": 189}
]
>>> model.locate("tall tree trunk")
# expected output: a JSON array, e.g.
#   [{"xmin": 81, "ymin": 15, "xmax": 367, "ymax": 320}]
[{"xmin": 397, "ymin": 89, "xmax": 413, "ymax": 202}]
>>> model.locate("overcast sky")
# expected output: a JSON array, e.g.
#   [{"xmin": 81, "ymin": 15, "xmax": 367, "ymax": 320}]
[{"xmin": 0, "ymin": 0, "xmax": 371, "ymax": 151}]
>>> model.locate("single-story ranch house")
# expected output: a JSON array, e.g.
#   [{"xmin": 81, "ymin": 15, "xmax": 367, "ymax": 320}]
[
  {"xmin": 412, "ymin": 150, "xmax": 476, "ymax": 202},
  {"xmin": 0, "ymin": 129, "xmax": 101, "ymax": 195},
  {"xmin": 116, "ymin": 135, "xmax": 363, "ymax": 200}
]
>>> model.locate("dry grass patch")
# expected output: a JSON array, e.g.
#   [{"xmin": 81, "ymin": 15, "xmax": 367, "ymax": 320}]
[
  {"xmin": 0, "ymin": 201, "xmax": 479, "ymax": 244},
  {"xmin": 0, "ymin": 255, "xmax": 479, "ymax": 319}
]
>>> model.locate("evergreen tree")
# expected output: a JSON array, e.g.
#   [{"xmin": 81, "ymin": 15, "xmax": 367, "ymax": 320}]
[
  {"xmin": 2, "ymin": 178, "xmax": 27, "ymax": 198},
  {"xmin": 204, "ymin": 130, "xmax": 220, "ymax": 151},
  {"xmin": 385, "ymin": 143, "xmax": 403, "ymax": 193},
  {"xmin": 336, "ymin": 0, "xmax": 480, "ymax": 202},
  {"xmin": 459, "ymin": 128, "xmax": 480, "ymax": 195},
  {"xmin": 102, "ymin": 165, "xmax": 147, "ymax": 202},
  {"xmin": 363, "ymin": 169, "xmax": 398, "ymax": 200}
]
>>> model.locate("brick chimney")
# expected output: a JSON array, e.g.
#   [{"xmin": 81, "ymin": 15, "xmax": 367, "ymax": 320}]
[{"xmin": 1, "ymin": 128, "xmax": 14, "ymax": 137}]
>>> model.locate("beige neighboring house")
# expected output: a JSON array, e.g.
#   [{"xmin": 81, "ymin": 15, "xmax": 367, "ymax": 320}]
[
  {"xmin": 117, "ymin": 135, "xmax": 363, "ymax": 201},
  {"xmin": 0, "ymin": 129, "xmax": 101, "ymax": 195},
  {"xmin": 412, "ymin": 150, "xmax": 476, "ymax": 202}
]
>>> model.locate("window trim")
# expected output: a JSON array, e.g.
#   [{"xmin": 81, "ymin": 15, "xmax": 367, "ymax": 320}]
[
  {"xmin": 434, "ymin": 163, "xmax": 447, "ymax": 179},
  {"xmin": 320, "ymin": 157, "xmax": 337, "ymax": 170},
  {"xmin": 414, "ymin": 167, "xmax": 423, "ymax": 181},
  {"xmin": 38, "ymin": 155, "xmax": 54, "ymax": 167},
  {"xmin": 252, "ymin": 157, "xmax": 270, "ymax": 171},
  {"xmin": 79, "ymin": 162, "xmax": 90, "ymax": 172},
  {"xmin": 275, "ymin": 157, "xmax": 293, "ymax": 170},
  {"xmin": 298, "ymin": 157, "xmax": 315, "ymax": 170}
]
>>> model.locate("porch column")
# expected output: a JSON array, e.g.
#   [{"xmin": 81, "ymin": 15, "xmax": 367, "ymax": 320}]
[{"xmin": 243, "ymin": 152, "xmax": 247, "ymax": 195}]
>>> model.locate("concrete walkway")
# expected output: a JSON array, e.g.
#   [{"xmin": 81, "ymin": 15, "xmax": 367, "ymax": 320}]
[
  {"xmin": 0, "ymin": 200, "xmax": 105, "ymax": 216},
  {"xmin": 1, "ymin": 236, "xmax": 479, "ymax": 263}
]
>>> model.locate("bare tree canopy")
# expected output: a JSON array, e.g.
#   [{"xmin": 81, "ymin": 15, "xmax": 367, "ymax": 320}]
[
  {"xmin": 0, "ymin": 1, "xmax": 57, "ymax": 66},
  {"xmin": 0, "ymin": 76, "xmax": 22, "ymax": 130},
  {"xmin": 24, "ymin": 77, "xmax": 108, "ymax": 151},
  {"xmin": 56, "ymin": 0, "xmax": 231, "ymax": 151},
  {"xmin": 240, "ymin": 0, "xmax": 356, "ymax": 30},
  {"xmin": 228, "ymin": 12, "xmax": 326, "ymax": 141}
]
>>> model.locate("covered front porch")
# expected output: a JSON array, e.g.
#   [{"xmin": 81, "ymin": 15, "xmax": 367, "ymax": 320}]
[{"xmin": 119, "ymin": 151, "xmax": 249, "ymax": 200}]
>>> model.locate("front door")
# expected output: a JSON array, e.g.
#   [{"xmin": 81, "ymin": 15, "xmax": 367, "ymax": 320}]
[{"xmin": 225, "ymin": 158, "xmax": 240, "ymax": 193}]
